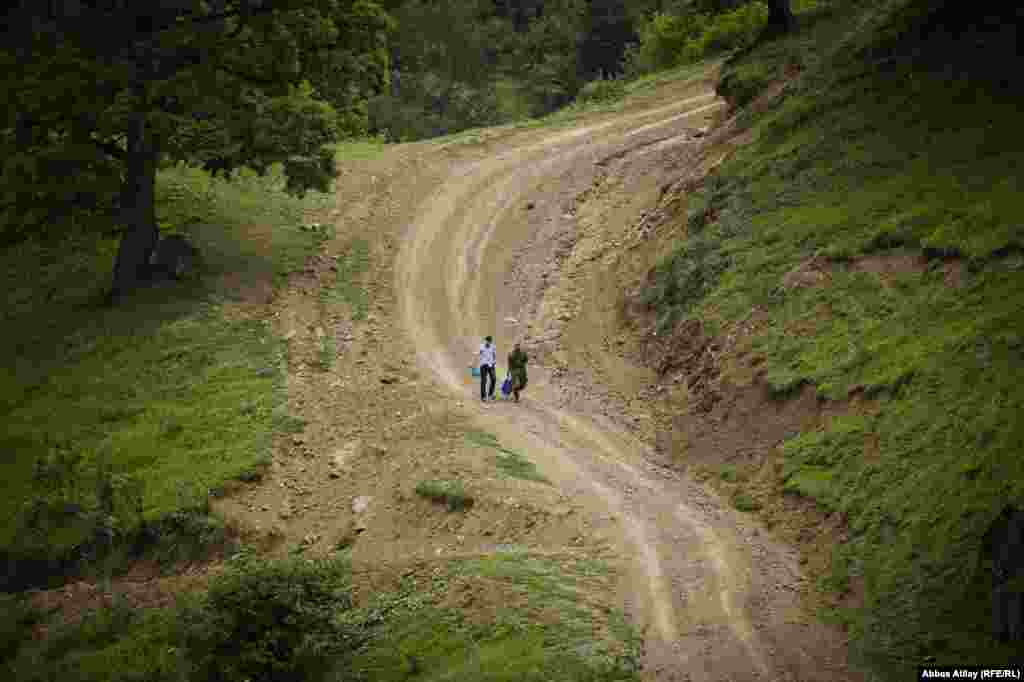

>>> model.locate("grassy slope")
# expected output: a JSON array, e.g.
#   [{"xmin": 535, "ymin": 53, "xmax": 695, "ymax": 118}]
[
  {"xmin": 2, "ymin": 129, "xmax": 642, "ymax": 678},
  {"xmin": 0, "ymin": 158, "xmax": 338, "ymax": 583},
  {"xmin": 646, "ymin": 0, "xmax": 1023, "ymax": 674}
]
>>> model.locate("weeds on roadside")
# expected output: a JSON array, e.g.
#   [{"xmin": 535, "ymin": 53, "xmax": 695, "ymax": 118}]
[
  {"xmin": 415, "ymin": 480, "xmax": 474, "ymax": 512},
  {"xmin": 5, "ymin": 555, "xmax": 365, "ymax": 682},
  {"xmin": 464, "ymin": 430, "xmax": 550, "ymax": 484}
]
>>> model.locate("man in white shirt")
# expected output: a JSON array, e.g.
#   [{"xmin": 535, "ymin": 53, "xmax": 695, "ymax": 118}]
[{"xmin": 477, "ymin": 335, "xmax": 497, "ymax": 401}]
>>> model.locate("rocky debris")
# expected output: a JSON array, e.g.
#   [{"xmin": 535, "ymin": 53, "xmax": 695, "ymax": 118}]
[
  {"xmin": 330, "ymin": 440, "xmax": 362, "ymax": 470},
  {"xmin": 352, "ymin": 495, "xmax": 373, "ymax": 514}
]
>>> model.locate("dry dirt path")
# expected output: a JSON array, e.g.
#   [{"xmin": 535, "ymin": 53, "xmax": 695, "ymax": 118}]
[{"xmin": 394, "ymin": 76, "xmax": 863, "ymax": 681}]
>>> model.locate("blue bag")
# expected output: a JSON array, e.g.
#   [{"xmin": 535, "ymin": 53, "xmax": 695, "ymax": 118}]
[
  {"xmin": 471, "ymin": 366, "xmax": 481, "ymax": 378},
  {"xmin": 501, "ymin": 373, "xmax": 513, "ymax": 397}
]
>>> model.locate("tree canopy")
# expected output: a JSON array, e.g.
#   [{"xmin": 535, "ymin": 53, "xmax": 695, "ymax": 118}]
[{"xmin": 1, "ymin": 0, "xmax": 392, "ymax": 298}]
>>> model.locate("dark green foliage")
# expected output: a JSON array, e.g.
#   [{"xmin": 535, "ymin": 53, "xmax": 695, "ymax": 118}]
[
  {"xmin": 6, "ymin": 555, "xmax": 363, "ymax": 682},
  {"xmin": 0, "ymin": 593, "xmax": 44, "ymax": 669},
  {"xmin": 641, "ymin": 233, "xmax": 732, "ymax": 333},
  {"xmin": 181, "ymin": 555, "xmax": 364, "ymax": 682},
  {"xmin": 577, "ymin": 0, "xmax": 636, "ymax": 79},
  {"xmin": 644, "ymin": 0, "xmax": 1024, "ymax": 673},
  {"xmin": 576, "ymin": 77, "xmax": 627, "ymax": 105},
  {"xmin": 1, "ymin": 0, "xmax": 391, "ymax": 296},
  {"xmin": 0, "ymin": 157, "xmax": 326, "ymax": 588},
  {"xmin": 626, "ymin": 2, "xmax": 769, "ymax": 75}
]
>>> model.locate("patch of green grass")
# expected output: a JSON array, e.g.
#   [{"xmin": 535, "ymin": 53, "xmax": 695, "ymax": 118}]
[
  {"xmin": 156, "ymin": 161, "xmax": 333, "ymax": 289},
  {"xmin": 333, "ymin": 135, "xmax": 389, "ymax": 162},
  {"xmin": 624, "ymin": 61, "xmax": 717, "ymax": 95},
  {"xmin": 6, "ymin": 554, "xmax": 364, "ymax": 682},
  {"xmin": 351, "ymin": 552, "xmax": 641, "ymax": 681},
  {"xmin": 0, "ymin": 160, "xmax": 330, "ymax": 588},
  {"xmin": 719, "ymin": 465, "xmax": 740, "ymax": 482},
  {"xmin": 643, "ymin": 0, "xmax": 1024, "ymax": 673},
  {"xmin": 492, "ymin": 450, "xmax": 549, "ymax": 484},
  {"xmin": 464, "ymin": 429, "xmax": 501, "ymax": 448},
  {"xmin": 324, "ymin": 238, "xmax": 371, "ymax": 322},
  {"xmin": 316, "ymin": 328, "xmax": 337, "ymax": 372},
  {"xmin": 415, "ymin": 480, "xmax": 475, "ymax": 512},
  {"xmin": 464, "ymin": 430, "xmax": 550, "ymax": 484},
  {"xmin": 732, "ymin": 492, "xmax": 761, "ymax": 512}
]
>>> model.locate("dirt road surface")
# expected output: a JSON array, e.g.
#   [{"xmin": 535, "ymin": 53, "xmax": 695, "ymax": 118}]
[
  {"xmin": 394, "ymin": 73, "xmax": 862, "ymax": 681},
  {"xmin": 184, "ymin": 64, "xmax": 868, "ymax": 682}
]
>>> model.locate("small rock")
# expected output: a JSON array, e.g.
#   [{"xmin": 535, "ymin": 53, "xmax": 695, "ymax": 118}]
[
  {"xmin": 525, "ymin": 202, "xmax": 535, "ymax": 210},
  {"xmin": 352, "ymin": 495, "xmax": 373, "ymax": 514},
  {"xmin": 328, "ymin": 471, "xmax": 341, "ymax": 479}
]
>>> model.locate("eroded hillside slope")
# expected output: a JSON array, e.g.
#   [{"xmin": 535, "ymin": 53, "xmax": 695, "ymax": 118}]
[{"xmin": 527, "ymin": 0, "xmax": 1024, "ymax": 675}]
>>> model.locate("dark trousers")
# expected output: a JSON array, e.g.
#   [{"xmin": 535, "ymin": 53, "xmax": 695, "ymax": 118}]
[{"xmin": 480, "ymin": 364, "xmax": 496, "ymax": 399}]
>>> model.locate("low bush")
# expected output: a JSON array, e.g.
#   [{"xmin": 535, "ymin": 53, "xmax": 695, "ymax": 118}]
[
  {"xmin": 575, "ymin": 77, "xmax": 627, "ymax": 106},
  {"xmin": 415, "ymin": 480, "xmax": 474, "ymax": 511},
  {"xmin": 626, "ymin": 2, "xmax": 768, "ymax": 75},
  {"xmin": 7, "ymin": 555, "xmax": 365, "ymax": 682}
]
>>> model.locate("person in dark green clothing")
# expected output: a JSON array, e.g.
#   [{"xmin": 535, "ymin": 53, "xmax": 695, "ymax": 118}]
[{"xmin": 507, "ymin": 342, "xmax": 528, "ymax": 403}]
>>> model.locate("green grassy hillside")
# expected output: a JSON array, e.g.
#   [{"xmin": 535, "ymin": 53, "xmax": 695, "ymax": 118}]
[
  {"xmin": 0, "ymin": 160, "xmax": 336, "ymax": 589},
  {"xmin": 646, "ymin": 0, "xmax": 1023, "ymax": 675}
]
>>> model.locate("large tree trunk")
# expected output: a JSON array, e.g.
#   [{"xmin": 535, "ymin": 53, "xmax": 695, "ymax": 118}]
[
  {"xmin": 765, "ymin": 0, "xmax": 795, "ymax": 35},
  {"xmin": 110, "ymin": 110, "xmax": 159, "ymax": 303}
]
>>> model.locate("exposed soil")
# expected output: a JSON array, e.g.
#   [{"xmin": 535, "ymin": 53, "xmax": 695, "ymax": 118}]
[{"xmin": 29, "ymin": 64, "xmax": 868, "ymax": 681}]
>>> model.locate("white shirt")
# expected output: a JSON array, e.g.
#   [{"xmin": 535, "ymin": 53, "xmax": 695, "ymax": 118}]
[{"xmin": 479, "ymin": 342, "xmax": 496, "ymax": 367}]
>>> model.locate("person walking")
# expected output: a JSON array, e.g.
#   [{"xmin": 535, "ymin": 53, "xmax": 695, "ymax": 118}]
[
  {"xmin": 477, "ymin": 335, "xmax": 497, "ymax": 402},
  {"xmin": 507, "ymin": 342, "xmax": 528, "ymax": 403}
]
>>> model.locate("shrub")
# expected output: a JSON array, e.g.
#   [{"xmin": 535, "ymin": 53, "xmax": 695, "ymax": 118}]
[
  {"xmin": 627, "ymin": 12, "xmax": 705, "ymax": 74},
  {"xmin": 180, "ymin": 555, "xmax": 365, "ymax": 682},
  {"xmin": 732, "ymin": 492, "xmax": 761, "ymax": 512},
  {"xmin": 683, "ymin": 2, "xmax": 769, "ymax": 61},
  {"xmin": 628, "ymin": 3, "xmax": 769, "ymax": 74},
  {"xmin": 575, "ymin": 77, "xmax": 627, "ymax": 105},
  {"xmin": 415, "ymin": 480, "xmax": 474, "ymax": 511}
]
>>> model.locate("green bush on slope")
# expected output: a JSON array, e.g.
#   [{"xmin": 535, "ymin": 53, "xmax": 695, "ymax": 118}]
[{"xmin": 644, "ymin": 0, "xmax": 1024, "ymax": 674}]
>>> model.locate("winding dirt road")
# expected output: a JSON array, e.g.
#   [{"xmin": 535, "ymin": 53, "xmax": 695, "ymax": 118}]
[{"xmin": 394, "ymin": 75, "xmax": 863, "ymax": 681}]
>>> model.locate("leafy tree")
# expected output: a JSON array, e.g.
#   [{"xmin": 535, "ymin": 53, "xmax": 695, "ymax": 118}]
[
  {"xmin": 1, "ymin": 1, "xmax": 392, "ymax": 301},
  {"xmin": 516, "ymin": 0, "xmax": 587, "ymax": 114},
  {"xmin": 578, "ymin": 0, "xmax": 636, "ymax": 79},
  {"xmin": 764, "ymin": 0, "xmax": 794, "ymax": 34},
  {"xmin": 370, "ymin": 0, "xmax": 503, "ymax": 140}
]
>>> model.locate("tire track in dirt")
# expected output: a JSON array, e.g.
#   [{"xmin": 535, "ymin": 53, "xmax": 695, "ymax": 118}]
[
  {"xmin": 393, "ymin": 83, "xmax": 802, "ymax": 680},
  {"xmin": 388, "ymin": 60, "xmax": 871, "ymax": 681}
]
